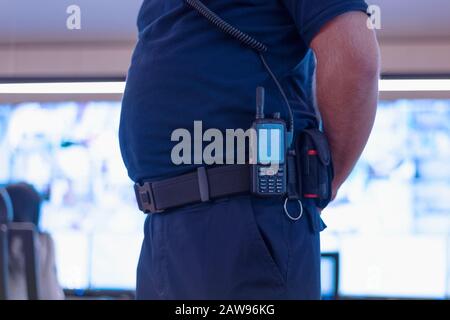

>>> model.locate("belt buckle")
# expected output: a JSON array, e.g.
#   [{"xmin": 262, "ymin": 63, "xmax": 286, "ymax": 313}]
[{"xmin": 134, "ymin": 182, "xmax": 163, "ymax": 214}]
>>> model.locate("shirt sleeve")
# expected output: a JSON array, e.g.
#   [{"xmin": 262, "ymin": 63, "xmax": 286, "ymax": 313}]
[{"xmin": 282, "ymin": 0, "xmax": 369, "ymax": 46}]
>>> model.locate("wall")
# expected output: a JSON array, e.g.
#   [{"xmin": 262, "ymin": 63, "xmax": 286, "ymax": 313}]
[{"xmin": 1, "ymin": 38, "xmax": 450, "ymax": 102}]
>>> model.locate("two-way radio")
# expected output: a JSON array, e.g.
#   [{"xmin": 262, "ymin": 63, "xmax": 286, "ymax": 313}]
[{"xmin": 250, "ymin": 87, "xmax": 287, "ymax": 196}]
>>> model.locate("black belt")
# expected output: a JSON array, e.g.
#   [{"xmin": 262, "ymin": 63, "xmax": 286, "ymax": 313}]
[{"xmin": 134, "ymin": 165, "xmax": 251, "ymax": 214}]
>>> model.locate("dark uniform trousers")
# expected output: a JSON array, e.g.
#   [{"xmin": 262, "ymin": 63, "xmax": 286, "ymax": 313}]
[{"xmin": 136, "ymin": 195, "xmax": 325, "ymax": 300}]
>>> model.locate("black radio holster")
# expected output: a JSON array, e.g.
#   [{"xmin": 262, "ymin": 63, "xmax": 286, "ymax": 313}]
[{"xmin": 287, "ymin": 128, "xmax": 334, "ymax": 209}]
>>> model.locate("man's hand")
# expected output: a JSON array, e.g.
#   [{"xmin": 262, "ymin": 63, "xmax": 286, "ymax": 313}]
[{"xmin": 311, "ymin": 11, "xmax": 380, "ymax": 199}]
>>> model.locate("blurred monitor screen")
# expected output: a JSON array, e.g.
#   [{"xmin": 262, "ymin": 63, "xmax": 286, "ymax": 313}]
[
  {"xmin": 322, "ymin": 99, "xmax": 450, "ymax": 299},
  {"xmin": 0, "ymin": 101, "xmax": 145, "ymax": 290},
  {"xmin": 0, "ymin": 99, "xmax": 449, "ymax": 296},
  {"xmin": 338, "ymin": 236, "xmax": 447, "ymax": 298}
]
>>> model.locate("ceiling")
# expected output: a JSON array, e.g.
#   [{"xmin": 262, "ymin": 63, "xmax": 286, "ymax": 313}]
[
  {"xmin": 0, "ymin": 0, "xmax": 449, "ymax": 44},
  {"xmin": 0, "ymin": 0, "xmax": 143, "ymax": 43}
]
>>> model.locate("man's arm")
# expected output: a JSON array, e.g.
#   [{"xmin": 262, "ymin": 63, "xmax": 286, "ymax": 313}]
[{"xmin": 310, "ymin": 11, "xmax": 380, "ymax": 199}]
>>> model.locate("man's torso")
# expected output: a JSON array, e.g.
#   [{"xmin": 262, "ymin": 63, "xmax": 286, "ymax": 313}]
[{"xmin": 119, "ymin": 0, "xmax": 317, "ymax": 182}]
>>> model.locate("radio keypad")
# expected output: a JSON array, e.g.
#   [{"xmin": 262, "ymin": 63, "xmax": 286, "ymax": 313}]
[{"xmin": 258, "ymin": 166, "xmax": 285, "ymax": 194}]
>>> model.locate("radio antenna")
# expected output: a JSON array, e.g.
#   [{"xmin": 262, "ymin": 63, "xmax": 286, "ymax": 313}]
[{"xmin": 256, "ymin": 87, "xmax": 265, "ymax": 119}]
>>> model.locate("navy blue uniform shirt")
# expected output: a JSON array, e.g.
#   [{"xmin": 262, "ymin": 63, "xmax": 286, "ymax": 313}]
[{"xmin": 119, "ymin": 0, "xmax": 368, "ymax": 182}]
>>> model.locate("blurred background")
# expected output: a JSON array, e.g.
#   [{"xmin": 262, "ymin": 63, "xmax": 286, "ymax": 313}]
[{"xmin": 0, "ymin": 0, "xmax": 449, "ymax": 299}]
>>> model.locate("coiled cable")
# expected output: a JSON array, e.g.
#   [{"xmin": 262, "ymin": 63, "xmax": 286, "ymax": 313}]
[
  {"xmin": 184, "ymin": 0, "xmax": 268, "ymax": 53},
  {"xmin": 184, "ymin": 0, "xmax": 294, "ymax": 135}
]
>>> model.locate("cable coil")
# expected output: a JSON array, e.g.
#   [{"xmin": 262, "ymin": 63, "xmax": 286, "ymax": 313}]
[
  {"xmin": 184, "ymin": 0, "xmax": 268, "ymax": 53},
  {"xmin": 184, "ymin": 0, "xmax": 294, "ymax": 135}
]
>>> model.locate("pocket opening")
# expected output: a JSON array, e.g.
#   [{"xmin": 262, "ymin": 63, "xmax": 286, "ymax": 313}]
[{"xmin": 244, "ymin": 197, "xmax": 287, "ymax": 286}]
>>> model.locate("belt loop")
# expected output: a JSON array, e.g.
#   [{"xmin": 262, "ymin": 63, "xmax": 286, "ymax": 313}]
[{"xmin": 197, "ymin": 166, "xmax": 210, "ymax": 202}]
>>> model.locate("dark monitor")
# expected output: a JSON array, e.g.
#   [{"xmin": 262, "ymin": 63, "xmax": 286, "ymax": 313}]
[
  {"xmin": 0, "ymin": 188, "xmax": 12, "ymax": 299},
  {"xmin": 7, "ymin": 223, "xmax": 40, "ymax": 300},
  {"xmin": 321, "ymin": 253, "xmax": 339, "ymax": 300},
  {"xmin": 0, "ymin": 224, "xmax": 7, "ymax": 300}
]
